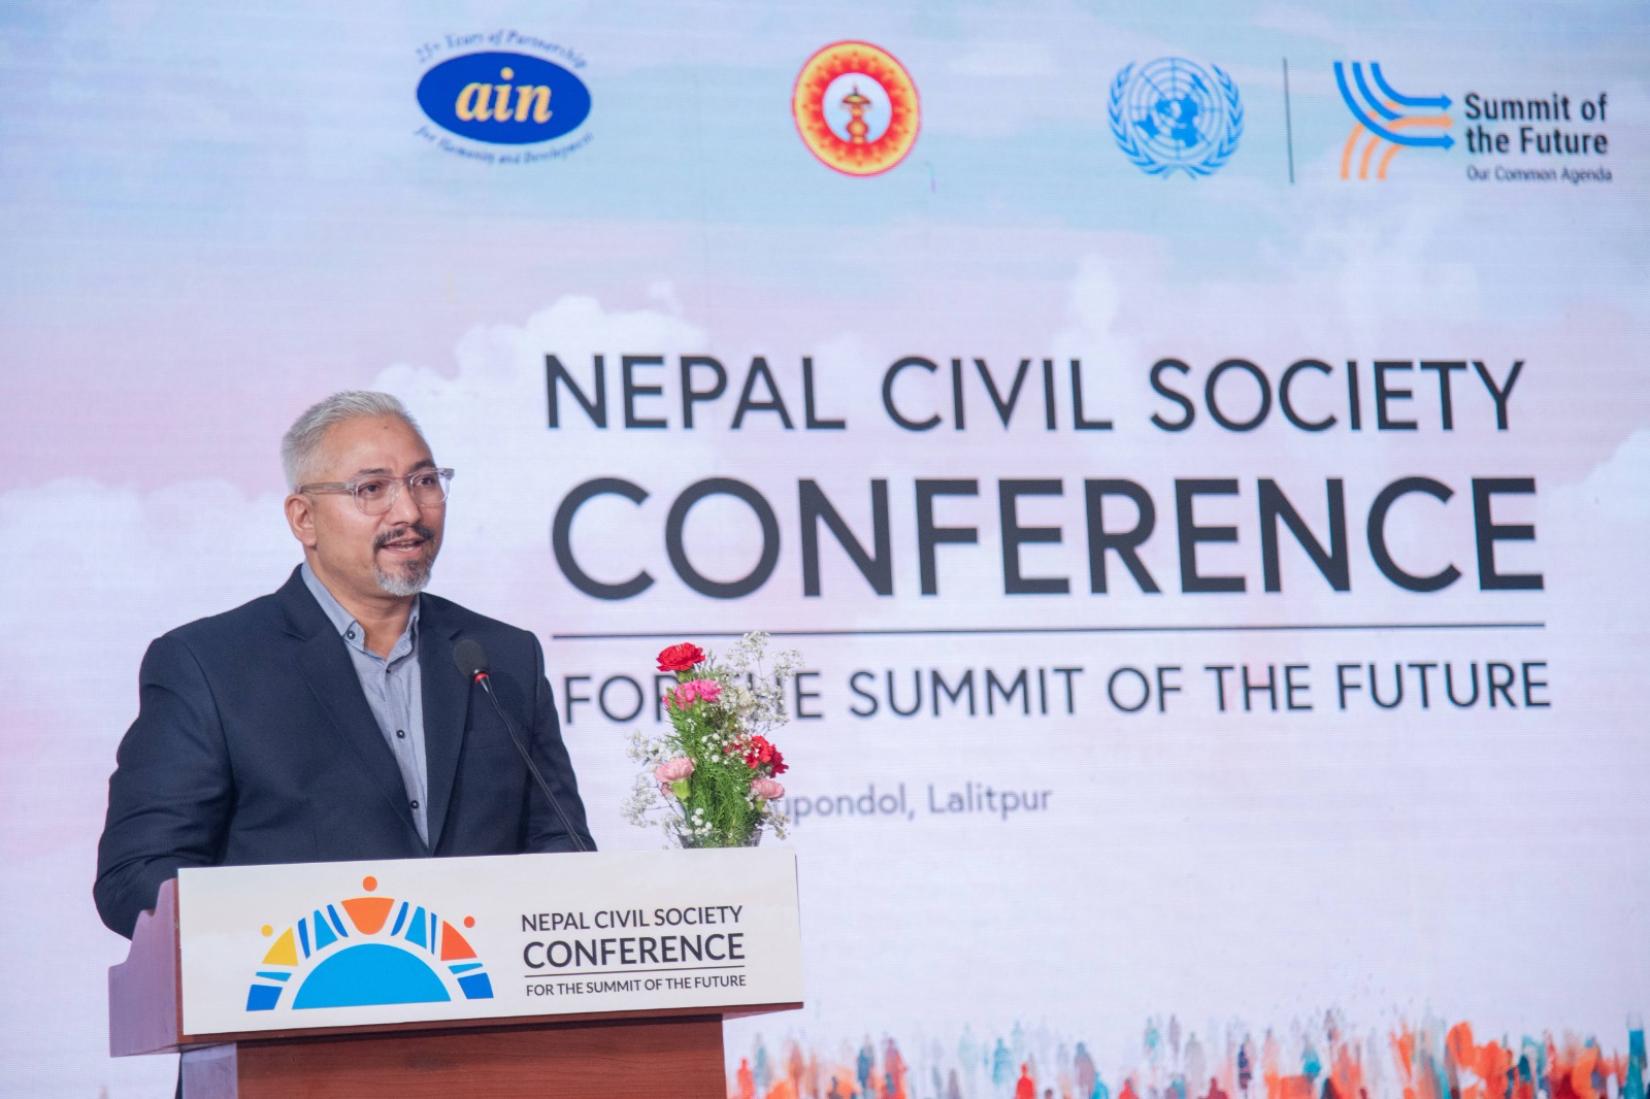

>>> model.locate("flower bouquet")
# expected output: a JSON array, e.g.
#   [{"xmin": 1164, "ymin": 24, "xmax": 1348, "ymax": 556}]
[{"xmin": 624, "ymin": 632, "xmax": 798, "ymax": 847}]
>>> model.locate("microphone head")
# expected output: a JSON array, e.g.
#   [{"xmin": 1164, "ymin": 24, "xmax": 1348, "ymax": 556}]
[{"xmin": 453, "ymin": 638, "xmax": 490, "ymax": 679}]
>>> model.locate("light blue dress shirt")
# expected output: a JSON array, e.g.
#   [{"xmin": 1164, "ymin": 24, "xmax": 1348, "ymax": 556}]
[{"xmin": 300, "ymin": 563, "xmax": 430, "ymax": 845}]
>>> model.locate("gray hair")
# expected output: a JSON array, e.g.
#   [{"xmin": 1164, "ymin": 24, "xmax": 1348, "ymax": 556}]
[{"xmin": 280, "ymin": 391, "xmax": 426, "ymax": 489}]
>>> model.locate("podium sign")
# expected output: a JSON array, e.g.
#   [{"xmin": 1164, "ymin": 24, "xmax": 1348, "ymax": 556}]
[{"xmin": 176, "ymin": 847, "xmax": 802, "ymax": 1037}]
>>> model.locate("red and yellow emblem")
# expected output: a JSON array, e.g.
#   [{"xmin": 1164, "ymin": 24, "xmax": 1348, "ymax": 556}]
[{"xmin": 792, "ymin": 41, "xmax": 920, "ymax": 176}]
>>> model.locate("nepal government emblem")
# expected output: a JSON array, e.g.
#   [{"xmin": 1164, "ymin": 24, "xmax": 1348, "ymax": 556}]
[
  {"xmin": 1109, "ymin": 57, "xmax": 1243, "ymax": 177},
  {"xmin": 793, "ymin": 41, "xmax": 920, "ymax": 176}
]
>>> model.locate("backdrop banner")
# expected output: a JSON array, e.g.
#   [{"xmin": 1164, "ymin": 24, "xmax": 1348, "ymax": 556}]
[{"xmin": 1, "ymin": 4, "xmax": 1646, "ymax": 1097}]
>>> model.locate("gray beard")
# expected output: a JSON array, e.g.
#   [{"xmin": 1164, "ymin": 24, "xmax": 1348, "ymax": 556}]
[{"xmin": 375, "ymin": 558, "xmax": 433, "ymax": 597}]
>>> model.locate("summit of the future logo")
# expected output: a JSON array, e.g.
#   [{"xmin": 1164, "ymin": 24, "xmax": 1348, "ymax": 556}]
[{"xmin": 1333, "ymin": 61, "xmax": 1454, "ymax": 181}]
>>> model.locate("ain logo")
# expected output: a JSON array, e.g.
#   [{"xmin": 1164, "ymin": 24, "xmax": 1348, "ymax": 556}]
[
  {"xmin": 457, "ymin": 66, "xmax": 553, "ymax": 123},
  {"xmin": 417, "ymin": 50, "xmax": 591, "ymax": 145}
]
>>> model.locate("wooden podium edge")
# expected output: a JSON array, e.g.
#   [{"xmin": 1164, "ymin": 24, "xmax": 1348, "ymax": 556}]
[
  {"xmin": 181, "ymin": 1012, "xmax": 744, "ymax": 1098},
  {"xmin": 172, "ymin": 1001, "xmax": 804, "ymax": 1051}
]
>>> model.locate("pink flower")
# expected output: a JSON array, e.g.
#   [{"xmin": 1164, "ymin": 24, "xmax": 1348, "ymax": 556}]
[
  {"xmin": 751, "ymin": 777, "xmax": 785, "ymax": 800},
  {"xmin": 666, "ymin": 679, "xmax": 723, "ymax": 708},
  {"xmin": 654, "ymin": 757, "xmax": 695, "ymax": 782},
  {"xmin": 684, "ymin": 678, "xmax": 722, "ymax": 703}
]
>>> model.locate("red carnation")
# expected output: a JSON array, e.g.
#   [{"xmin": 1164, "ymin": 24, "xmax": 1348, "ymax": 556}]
[
  {"xmin": 656, "ymin": 642, "xmax": 706, "ymax": 673},
  {"xmin": 743, "ymin": 735, "xmax": 787, "ymax": 776}
]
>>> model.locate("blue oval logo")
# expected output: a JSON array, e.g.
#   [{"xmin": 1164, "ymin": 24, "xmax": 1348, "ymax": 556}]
[{"xmin": 416, "ymin": 51, "xmax": 590, "ymax": 145}]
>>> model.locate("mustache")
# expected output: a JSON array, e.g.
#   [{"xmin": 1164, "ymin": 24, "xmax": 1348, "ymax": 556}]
[{"xmin": 373, "ymin": 523, "xmax": 437, "ymax": 551}]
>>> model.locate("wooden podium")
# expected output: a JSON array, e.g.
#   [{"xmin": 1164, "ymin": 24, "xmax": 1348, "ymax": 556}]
[{"xmin": 108, "ymin": 850, "xmax": 803, "ymax": 1098}]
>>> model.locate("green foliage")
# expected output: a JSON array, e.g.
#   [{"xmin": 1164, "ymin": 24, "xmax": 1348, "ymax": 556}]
[{"xmin": 669, "ymin": 678, "xmax": 761, "ymax": 846}]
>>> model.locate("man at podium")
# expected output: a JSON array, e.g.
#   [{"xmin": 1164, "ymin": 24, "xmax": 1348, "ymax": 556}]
[{"xmin": 94, "ymin": 391, "xmax": 594, "ymax": 938}]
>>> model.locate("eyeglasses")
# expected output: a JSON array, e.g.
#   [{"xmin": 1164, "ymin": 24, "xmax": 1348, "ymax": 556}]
[{"xmin": 298, "ymin": 468, "xmax": 455, "ymax": 515}]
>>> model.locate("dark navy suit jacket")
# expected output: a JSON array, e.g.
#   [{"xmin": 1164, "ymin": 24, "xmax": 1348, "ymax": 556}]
[{"xmin": 94, "ymin": 567, "xmax": 594, "ymax": 938}]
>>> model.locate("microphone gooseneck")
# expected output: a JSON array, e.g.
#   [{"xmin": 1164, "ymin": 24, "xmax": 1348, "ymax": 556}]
[{"xmin": 453, "ymin": 639, "xmax": 589, "ymax": 852}]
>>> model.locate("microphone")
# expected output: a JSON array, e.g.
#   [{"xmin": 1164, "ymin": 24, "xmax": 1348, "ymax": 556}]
[{"xmin": 453, "ymin": 639, "xmax": 590, "ymax": 853}]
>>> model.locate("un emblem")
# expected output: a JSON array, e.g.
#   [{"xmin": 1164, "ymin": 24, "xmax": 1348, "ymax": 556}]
[{"xmin": 1109, "ymin": 57, "xmax": 1243, "ymax": 177}]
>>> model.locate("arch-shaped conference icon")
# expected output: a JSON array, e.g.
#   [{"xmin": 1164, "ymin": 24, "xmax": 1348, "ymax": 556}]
[{"xmin": 245, "ymin": 874, "xmax": 494, "ymax": 1012}]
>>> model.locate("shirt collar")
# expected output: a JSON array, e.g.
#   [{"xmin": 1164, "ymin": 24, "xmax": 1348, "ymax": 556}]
[{"xmin": 299, "ymin": 562, "xmax": 420, "ymax": 656}]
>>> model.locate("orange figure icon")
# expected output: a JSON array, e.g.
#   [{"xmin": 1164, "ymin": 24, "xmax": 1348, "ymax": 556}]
[{"xmin": 841, "ymin": 85, "xmax": 872, "ymax": 144}]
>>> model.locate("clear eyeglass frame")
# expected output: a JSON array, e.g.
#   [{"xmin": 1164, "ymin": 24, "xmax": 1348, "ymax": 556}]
[{"xmin": 297, "ymin": 468, "xmax": 454, "ymax": 515}]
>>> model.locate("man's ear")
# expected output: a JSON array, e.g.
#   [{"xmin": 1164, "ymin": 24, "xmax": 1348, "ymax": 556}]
[{"xmin": 284, "ymin": 493, "xmax": 319, "ymax": 550}]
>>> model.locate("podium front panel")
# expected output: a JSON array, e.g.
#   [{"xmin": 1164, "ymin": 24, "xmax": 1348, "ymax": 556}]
[{"xmin": 176, "ymin": 848, "xmax": 802, "ymax": 1037}]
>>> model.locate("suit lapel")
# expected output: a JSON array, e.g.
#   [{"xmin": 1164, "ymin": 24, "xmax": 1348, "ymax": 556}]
[
  {"xmin": 279, "ymin": 569, "xmax": 423, "ymax": 845},
  {"xmin": 418, "ymin": 600, "xmax": 470, "ymax": 853}
]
